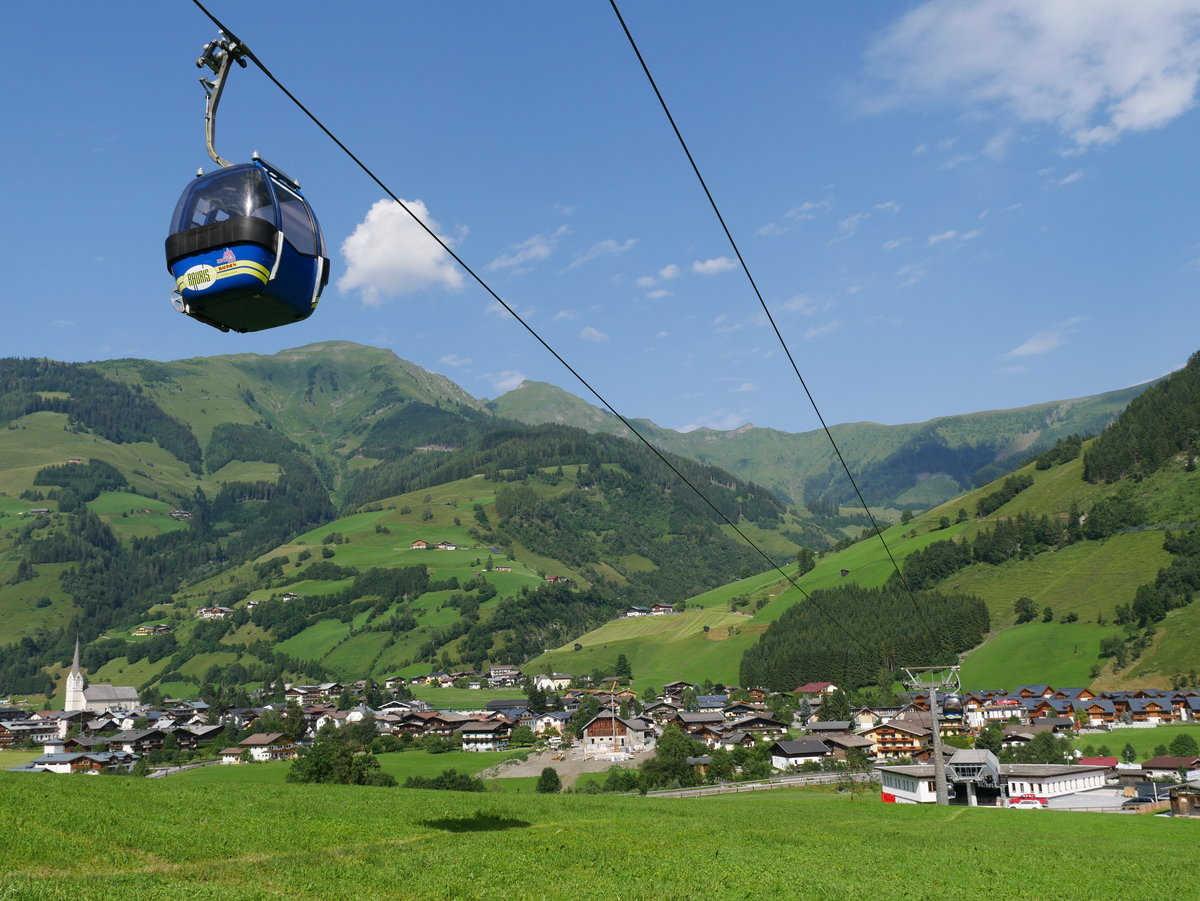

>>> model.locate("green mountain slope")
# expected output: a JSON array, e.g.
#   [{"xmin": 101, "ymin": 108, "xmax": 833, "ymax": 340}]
[
  {"xmin": 0, "ymin": 349, "xmax": 801, "ymax": 702},
  {"xmin": 530, "ymin": 427, "xmax": 1199, "ymax": 692},
  {"xmin": 489, "ymin": 378, "xmax": 1153, "ymax": 509},
  {"xmin": 0, "ymin": 342, "xmax": 1187, "ymax": 703}
]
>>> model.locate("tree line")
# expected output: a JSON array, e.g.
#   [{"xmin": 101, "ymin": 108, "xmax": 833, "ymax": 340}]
[
  {"xmin": 1084, "ymin": 349, "xmax": 1200, "ymax": 482},
  {"xmin": 739, "ymin": 584, "xmax": 989, "ymax": 692},
  {"xmin": 0, "ymin": 358, "xmax": 201, "ymax": 471}
]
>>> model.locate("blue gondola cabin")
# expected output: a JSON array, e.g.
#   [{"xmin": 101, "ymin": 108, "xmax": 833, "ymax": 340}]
[{"xmin": 165, "ymin": 155, "xmax": 329, "ymax": 333}]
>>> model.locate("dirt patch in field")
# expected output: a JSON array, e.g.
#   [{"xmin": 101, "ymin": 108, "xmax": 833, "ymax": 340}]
[{"xmin": 479, "ymin": 746, "xmax": 655, "ymax": 788}]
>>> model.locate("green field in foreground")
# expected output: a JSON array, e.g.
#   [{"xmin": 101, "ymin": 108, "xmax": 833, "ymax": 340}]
[{"xmin": 1, "ymin": 774, "xmax": 1193, "ymax": 901}]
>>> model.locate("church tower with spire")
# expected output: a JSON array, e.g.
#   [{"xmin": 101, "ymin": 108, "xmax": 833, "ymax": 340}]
[{"xmin": 65, "ymin": 637, "xmax": 86, "ymax": 712}]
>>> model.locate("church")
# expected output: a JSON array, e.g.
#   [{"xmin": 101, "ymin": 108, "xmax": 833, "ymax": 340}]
[{"xmin": 64, "ymin": 638, "xmax": 141, "ymax": 713}]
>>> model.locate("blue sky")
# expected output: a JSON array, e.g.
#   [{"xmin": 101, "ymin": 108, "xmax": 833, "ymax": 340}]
[{"xmin": 5, "ymin": 1, "xmax": 1200, "ymax": 433}]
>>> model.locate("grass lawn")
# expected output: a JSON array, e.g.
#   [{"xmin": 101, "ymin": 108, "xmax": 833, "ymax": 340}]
[
  {"xmin": 406, "ymin": 686, "xmax": 527, "ymax": 707},
  {"xmin": 171, "ymin": 749, "xmax": 523, "ymax": 787},
  {"xmin": 960, "ymin": 621, "xmax": 1111, "ymax": 691},
  {"xmin": 0, "ymin": 750, "xmax": 39, "ymax": 769},
  {"xmin": 1071, "ymin": 724, "xmax": 1200, "ymax": 760},
  {"xmin": 2, "ymin": 774, "xmax": 1194, "ymax": 900}
]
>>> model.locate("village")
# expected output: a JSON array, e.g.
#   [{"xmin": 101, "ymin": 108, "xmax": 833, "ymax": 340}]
[{"xmin": 3, "ymin": 646, "xmax": 1199, "ymax": 816}]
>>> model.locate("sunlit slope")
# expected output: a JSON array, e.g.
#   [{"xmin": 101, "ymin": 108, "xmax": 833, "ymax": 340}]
[
  {"xmin": 531, "ymin": 445, "xmax": 1198, "ymax": 690},
  {"xmin": 491, "ymin": 378, "xmax": 1151, "ymax": 507}
]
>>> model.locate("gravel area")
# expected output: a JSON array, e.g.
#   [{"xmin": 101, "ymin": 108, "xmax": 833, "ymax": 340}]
[{"xmin": 479, "ymin": 746, "xmax": 655, "ymax": 788}]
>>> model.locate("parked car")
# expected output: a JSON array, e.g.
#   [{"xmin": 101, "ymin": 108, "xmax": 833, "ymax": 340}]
[
  {"xmin": 1121, "ymin": 796, "xmax": 1153, "ymax": 808},
  {"xmin": 1008, "ymin": 795, "xmax": 1047, "ymax": 809}
]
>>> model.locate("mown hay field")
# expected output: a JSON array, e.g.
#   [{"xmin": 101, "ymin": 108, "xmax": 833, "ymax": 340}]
[{"xmin": 1, "ymin": 773, "xmax": 1193, "ymax": 900}]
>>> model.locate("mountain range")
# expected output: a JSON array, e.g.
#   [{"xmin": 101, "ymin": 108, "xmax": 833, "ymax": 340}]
[{"xmin": 0, "ymin": 341, "xmax": 1192, "ymax": 702}]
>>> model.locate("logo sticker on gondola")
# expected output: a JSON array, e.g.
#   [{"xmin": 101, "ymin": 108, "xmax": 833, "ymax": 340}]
[
  {"xmin": 217, "ymin": 248, "xmax": 236, "ymax": 265},
  {"xmin": 182, "ymin": 264, "xmax": 217, "ymax": 290}
]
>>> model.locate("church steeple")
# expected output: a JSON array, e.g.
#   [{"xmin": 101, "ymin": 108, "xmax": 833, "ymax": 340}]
[{"xmin": 65, "ymin": 636, "xmax": 86, "ymax": 712}]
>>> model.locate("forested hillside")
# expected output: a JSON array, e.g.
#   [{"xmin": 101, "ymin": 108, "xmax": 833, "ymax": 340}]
[
  {"xmin": 1083, "ymin": 349, "xmax": 1200, "ymax": 482},
  {"xmin": 0, "ymin": 347, "xmax": 798, "ymax": 700},
  {"xmin": 489, "ymin": 376, "xmax": 1152, "ymax": 510},
  {"xmin": 0, "ymin": 342, "xmax": 1188, "ymax": 700},
  {"xmin": 738, "ymin": 584, "xmax": 989, "ymax": 692}
]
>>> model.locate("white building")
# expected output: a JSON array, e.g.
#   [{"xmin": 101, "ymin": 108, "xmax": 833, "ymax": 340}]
[
  {"xmin": 64, "ymin": 638, "xmax": 140, "ymax": 714},
  {"xmin": 877, "ymin": 761, "xmax": 1108, "ymax": 804}
]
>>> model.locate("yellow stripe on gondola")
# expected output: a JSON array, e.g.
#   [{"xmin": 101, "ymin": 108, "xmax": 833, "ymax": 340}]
[{"xmin": 176, "ymin": 260, "xmax": 270, "ymax": 293}]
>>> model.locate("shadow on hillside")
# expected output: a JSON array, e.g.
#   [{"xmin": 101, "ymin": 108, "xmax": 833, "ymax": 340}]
[{"xmin": 420, "ymin": 810, "xmax": 532, "ymax": 833}]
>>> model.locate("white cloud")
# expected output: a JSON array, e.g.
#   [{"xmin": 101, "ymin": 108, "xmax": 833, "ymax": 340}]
[
  {"xmin": 867, "ymin": 0, "xmax": 1200, "ymax": 149},
  {"xmin": 928, "ymin": 229, "xmax": 958, "ymax": 245},
  {"xmin": 787, "ymin": 200, "xmax": 833, "ymax": 220},
  {"xmin": 692, "ymin": 256, "xmax": 737, "ymax": 275},
  {"xmin": 780, "ymin": 294, "xmax": 822, "ymax": 314},
  {"xmin": 961, "ymin": 229, "xmax": 983, "ymax": 241},
  {"xmin": 983, "ymin": 126, "xmax": 1016, "ymax": 159},
  {"xmin": 52, "ymin": 319, "xmax": 76, "ymax": 328},
  {"xmin": 439, "ymin": 354, "xmax": 472, "ymax": 367},
  {"xmin": 732, "ymin": 382, "xmax": 756, "ymax": 393},
  {"xmin": 828, "ymin": 212, "xmax": 870, "ymax": 245},
  {"xmin": 759, "ymin": 200, "xmax": 833, "ymax": 235},
  {"xmin": 805, "ymin": 320, "xmax": 843, "ymax": 340},
  {"xmin": 1054, "ymin": 169, "xmax": 1085, "ymax": 186},
  {"xmin": 580, "ymin": 326, "xmax": 609, "ymax": 343},
  {"xmin": 485, "ymin": 371, "xmax": 528, "ymax": 393},
  {"xmin": 487, "ymin": 225, "xmax": 569, "ymax": 271},
  {"xmin": 875, "ymin": 200, "xmax": 903, "ymax": 213},
  {"xmin": 338, "ymin": 199, "xmax": 463, "ymax": 305},
  {"xmin": 896, "ymin": 261, "xmax": 928, "ymax": 287},
  {"xmin": 938, "ymin": 153, "xmax": 974, "ymax": 170},
  {"xmin": 678, "ymin": 410, "xmax": 749, "ymax": 432},
  {"xmin": 1002, "ymin": 317, "xmax": 1087, "ymax": 357},
  {"xmin": 566, "ymin": 238, "xmax": 637, "ymax": 270},
  {"xmin": 646, "ymin": 289, "xmax": 671, "ymax": 299},
  {"xmin": 636, "ymin": 262, "xmax": 681, "ymax": 288},
  {"xmin": 883, "ymin": 237, "xmax": 910, "ymax": 251}
]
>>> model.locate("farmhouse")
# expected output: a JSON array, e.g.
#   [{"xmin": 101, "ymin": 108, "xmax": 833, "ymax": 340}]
[
  {"xmin": 238, "ymin": 733, "xmax": 298, "ymax": 762},
  {"xmin": 859, "ymin": 721, "xmax": 930, "ymax": 760},
  {"xmin": 532, "ymin": 673, "xmax": 573, "ymax": 692},
  {"xmin": 459, "ymin": 720, "xmax": 511, "ymax": 752},
  {"xmin": 1140, "ymin": 755, "xmax": 1200, "ymax": 781},
  {"xmin": 578, "ymin": 711, "xmax": 655, "ymax": 753},
  {"xmin": 769, "ymin": 739, "xmax": 829, "ymax": 771}
]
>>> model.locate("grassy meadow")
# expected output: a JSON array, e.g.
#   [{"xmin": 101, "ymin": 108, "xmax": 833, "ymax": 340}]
[
  {"xmin": 1069, "ymin": 724, "xmax": 1200, "ymax": 760},
  {"xmin": 1, "ymin": 773, "xmax": 1194, "ymax": 901},
  {"xmin": 168, "ymin": 748, "xmax": 523, "ymax": 787}
]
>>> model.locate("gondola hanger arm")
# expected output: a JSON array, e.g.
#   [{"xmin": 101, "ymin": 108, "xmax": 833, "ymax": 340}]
[{"xmin": 196, "ymin": 34, "xmax": 247, "ymax": 168}]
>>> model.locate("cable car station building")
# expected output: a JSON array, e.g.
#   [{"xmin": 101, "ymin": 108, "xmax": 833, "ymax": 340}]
[{"xmin": 878, "ymin": 750, "xmax": 1108, "ymax": 805}]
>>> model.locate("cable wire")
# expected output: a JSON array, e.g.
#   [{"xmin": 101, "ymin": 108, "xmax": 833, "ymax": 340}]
[
  {"xmin": 186, "ymin": 0, "xmax": 874, "ymax": 656},
  {"xmin": 608, "ymin": 0, "xmax": 939, "ymax": 642}
]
